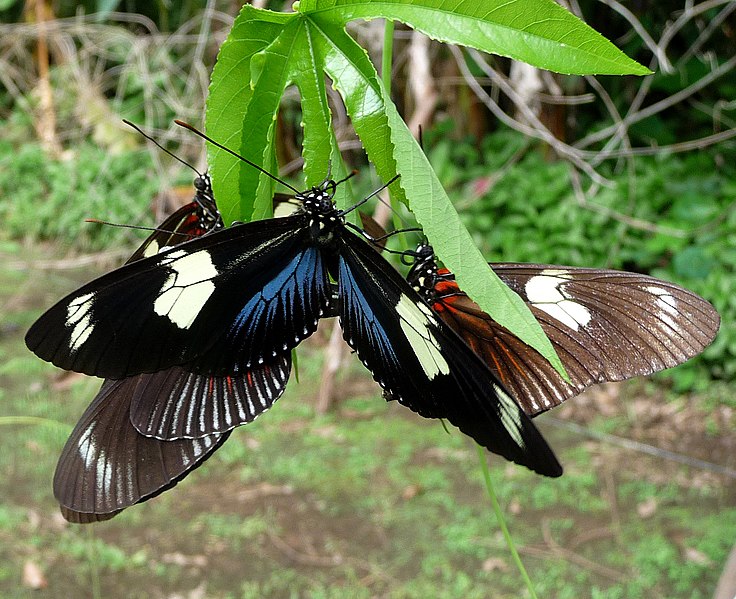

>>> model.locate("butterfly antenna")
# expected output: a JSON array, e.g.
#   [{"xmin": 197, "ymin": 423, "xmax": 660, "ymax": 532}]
[
  {"xmin": 174, "ymin": 120, "xmax": 300, "ymax": 194},
  {"xmin": 340, "ymin": 174, "xmax": 401, "ymax": 217},
  {"xmin": 334, "ymin": 169, "xmax": 358, "ymax": 187},
  {"xmin": 85, "ymin": 219, "xmax": 194, "ymax": 238},
  {"xmin": 123, "ymin": 120, "xmax": 203, "ymax": 177}
]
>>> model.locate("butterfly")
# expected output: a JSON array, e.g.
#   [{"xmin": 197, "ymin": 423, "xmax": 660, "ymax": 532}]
[
  {"xmin": 54, "ymin": 173, "xmax": 291, "ymax": 522},
  {"xmin": 406, "ymin": 243, "xmax": 720, "ymax": 417},
  {"xmin": 27, "ymin": 160, "xmax": 563, "ymax": 478}
]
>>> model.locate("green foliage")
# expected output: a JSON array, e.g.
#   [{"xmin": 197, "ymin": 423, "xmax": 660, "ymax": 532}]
[{"xmin": 0, "ymin": 138, "xmax": 163, "ymax": 251}]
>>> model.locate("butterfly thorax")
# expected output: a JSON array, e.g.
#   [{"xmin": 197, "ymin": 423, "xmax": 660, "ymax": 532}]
[
  {"xmin": 193, "ymin": 173, "xmax": 222, "ymax": 231},
  {"xmin": 407, "ymin": 243, "xmax": 441, "ymax": 300},
  {"xmin": 296, "ymin": 178, "xmax": 345, "ymax": 246}
]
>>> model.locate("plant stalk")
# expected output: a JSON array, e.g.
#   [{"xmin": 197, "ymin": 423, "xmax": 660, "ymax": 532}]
[{"xmin": 476, "ymin": 445, "xmax": 539, "ymax": 599}]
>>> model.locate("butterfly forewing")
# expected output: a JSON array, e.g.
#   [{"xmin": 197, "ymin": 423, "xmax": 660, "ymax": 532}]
[
  {"xmin": 336, "ymin": 235, "xmax": 562, "ymax": 477},
  {"xmin": 430, "ymin": 264, "xmax": 720, "ymax": 416},
  {"xmin": 54, "ymin": 378, "xmax": 230, "ymax": 522},
  {"xmin": 26, "ymin": 214, "xmax": 331, "ymax": 378},
  {"xmin": 129, "ymin": 353, "xmax": 291, "ymax": 439}
]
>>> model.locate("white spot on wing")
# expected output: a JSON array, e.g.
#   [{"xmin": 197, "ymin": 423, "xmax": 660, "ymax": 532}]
[
  {"xmin": 646, "ymin": 285, "xmax": 680, "ymax": 332},
  {"xmin": 142, "ymin": 239, "xmax": 160, "ymax": 258},
  {"xmin": 66, "ymin": 292, "xmax": 95, "ymax": 353},
  {"xmin": 396, "ymin": 295, "xmax": 449, "ymax": 379},
  {"xmin": 525, "ymin": 270, "xmax": 592, "ymax": 331},
  {"xmin": 154, "ymin": 251, "xmax": 218, "ymax": 329},
  {"xmin": 494, "ymin": 384, "xmax": 525, "ymax": 449},
  {"xmin": 78, "ymin": 429, "xmax": 96, "ymax": 470}
]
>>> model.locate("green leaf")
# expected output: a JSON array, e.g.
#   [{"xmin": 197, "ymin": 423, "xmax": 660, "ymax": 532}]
[
  {"xmin": 206, "ymin": 6, "xmax": 294, "ymax": 225},
  {"xmin": 207, "ymin": 5, "xmax": 572, "ymax": 377},
  {"xmin": 311, "ymin": 16, "xmax": 568, "ymax": 377},
  {"xmin": 0, "ymin": 0, "xmax": 21, "ymax": 10},
  {"xmin": 238, "ymin": 19, "xmax": 301, "ymax": 221},
  {"xmin": 299, "ymin": 0, "xmax": 650, "ymax": 75},
  {"xmin": 291, "ymin": 23, "xmax": 354, "ymax": 208},
  {"xmin": 309, "ymin": 16, "xmax": 401, "ymax": 207}
]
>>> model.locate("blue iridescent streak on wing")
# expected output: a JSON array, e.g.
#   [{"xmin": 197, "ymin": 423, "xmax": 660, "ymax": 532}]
[
  {"xmin": 226, "ymin": 246, "xmax": 331, "ymax": 365},
  {"xmin": 338, "ymin": 254, "xmax": 398, "ymax": 374}
]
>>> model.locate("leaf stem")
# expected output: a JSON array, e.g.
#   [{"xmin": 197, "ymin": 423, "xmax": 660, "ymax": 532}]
[
  {"xmin": 382, "ymin": 19, "xmax": 394, "ymax": 94},
  {"xmin": 476, "ymin": 444, "xmax": 538, "ymax": 599},
  {"xmin": 86, "ymin": 527, "xmax": 102, "ymax": 599}
]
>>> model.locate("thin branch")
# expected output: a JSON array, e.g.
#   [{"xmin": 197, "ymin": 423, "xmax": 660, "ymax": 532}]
[
  {"xmin": 568, "ymin": 168, "xmax": 691, "ymax": 238},
  {"xmin": 679, "ymin": 1, "xmax": 736, "ymax": 65},
  {"xmin": 452, "ymin": 46, "xmax": 612, "ymax": 187},
  {"xmin": 541, "ymin": 519, "xmax": 628, "ymax": 583},
  {"xmin": 595, "ymin": 0, "xmax": 672, "ymax": 72},
  {"xmin": 576, "ymin": 53, "xmax": 736, "ymax": 150},
  {"xmin": 659, "ymin": 0, "xmax": 734, "ymax": 57}
]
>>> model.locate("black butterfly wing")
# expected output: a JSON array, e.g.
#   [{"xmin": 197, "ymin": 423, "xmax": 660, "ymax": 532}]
[
  {"xmin": 433, "ymin": 264, "xmax": 720, "ymax": 416},
  {"xmin": 129, "ymin": 353, "xmax": 291, "ymax": 439},
  {"xmin": 335, "ymin": 235, "xmax": 562, "ymax": 477},
  {"xmin": 54, "ymin": 378, "xmax": 230, "ymax": 522},
  {"xmin": 26, "ymin": 214, "xmax": 332, "ymax": 378}
]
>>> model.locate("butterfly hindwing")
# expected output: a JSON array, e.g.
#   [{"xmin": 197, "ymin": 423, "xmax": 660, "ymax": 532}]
[
  {"xmin": 129, "ymin": 353, "xmax": 291, "ymax": 439},
  {"xmin": 54, "ymin": 378, "xmax": 230, "ymax": 522},
  {"xmin": 336, "ymin": 234, "xmax": 562, "ymax": 477},
  {"xmin": 429, "ymin": 263, "xmax": 720, "ymax": 416},
  {"xmin": 26, "ymin": 213, "xmax": 332, "ymax": 378}
]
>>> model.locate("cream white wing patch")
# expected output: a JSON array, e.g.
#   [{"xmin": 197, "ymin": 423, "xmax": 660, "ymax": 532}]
[
  {"xmin": 142, "ymin": 239, "xmax": 160, "ymax": 258},
  {"xmin": 154, "ymin": 250, "xmax": 219, "ymax": 329},
  {"xmin": 66, "ymin": 292, "xmax": 95, "ymax": 353},
  {"xmin": 396, "ymin": 294, "xmax": 450, "ymax": 379},
  {"xmin": 646, "ymin": 285, "xmax": 681, "ymax": 333},
  {"xmin": 525, "ymin": 269, "xmax": 592, "ymax": 331},
  {"xmin": 494, "ymin": 384, "xmax": 525, "ymax": 449}
]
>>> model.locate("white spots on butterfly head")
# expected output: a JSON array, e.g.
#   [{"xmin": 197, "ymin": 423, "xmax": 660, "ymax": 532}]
[
  {"xmin": 646, "ymin": 285, "xmax": 680, "ymax": 332},
  {"xmin": 154, "ymin": 250, "xmax": 218, "ymax": 329},
  {"xmin": 493, "ymin": 384, "xmax": 525, "ymax": 449},
  {"xmin": 525, "ymin": 270, "xmax": 592, "ymax": 331},
  {"xmin": 66, "ymin": 292, "xmax": 95, "ymax": 353},
  {"xmin": 396, "ymin": 294, "xmax": 449, "ymax": 379}
]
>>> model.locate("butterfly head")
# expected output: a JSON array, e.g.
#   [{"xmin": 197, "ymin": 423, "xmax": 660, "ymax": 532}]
[
  {"xmin": 296, "ymin": 177, "xmax": 343, "ymax": 222},
  {"xmin": 193, "ymin": 173, "xmax": 211, "ymax": 194}
]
